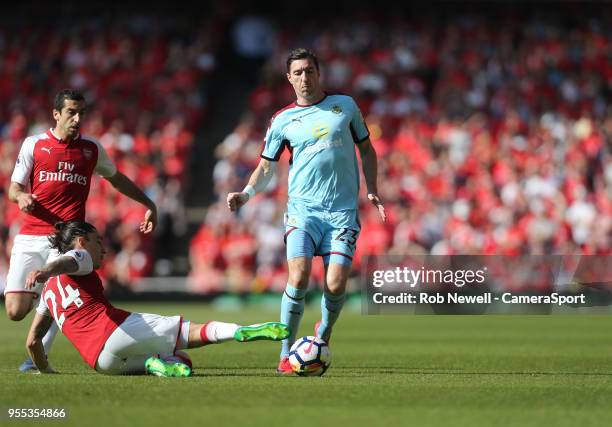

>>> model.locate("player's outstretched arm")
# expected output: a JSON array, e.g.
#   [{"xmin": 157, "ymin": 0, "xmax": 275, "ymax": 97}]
[
  {"xmin": 8, "ymin": 182, "xmax": 37, "ymax": 213},
  {"xmin": 104, "ymin": 171, "xmax": 158, "ymax": 233},
  {"xmin": 25, "ymin": 256, "xmax": 79, "ymax": 289},
  {"xmin": 357, "ymin": 138, "xmax": 386, "ymax": 222},
  {"xmin": 227, "ymin": 158, "xmax": 277, "ymax": 212},
  {"xmin": 26, "ymin": 313, "xmax": 57, "ymax": 373}
]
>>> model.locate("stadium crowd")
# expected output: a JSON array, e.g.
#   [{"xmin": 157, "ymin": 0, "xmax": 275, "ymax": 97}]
[
  {"xmin": 0, "ymin": 14, "xmax": 217, "ymax": 291},
  {"xmin": 189, "ymin": 10, "xmax": 612, "ymax": 293}
]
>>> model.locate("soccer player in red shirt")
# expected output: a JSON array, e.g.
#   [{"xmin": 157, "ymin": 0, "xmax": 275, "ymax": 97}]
[
  {"xmin": 25, "ymin": 221, "xmax": 289, "ymax": 376},
  {"xmin": 5, "ymin": 89, "xmax": 158, "ymax": 371}
]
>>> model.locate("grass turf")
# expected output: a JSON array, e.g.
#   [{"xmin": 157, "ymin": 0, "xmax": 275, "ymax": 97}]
[{"xmin": 1, "ymin": 302, "xmax": 612, "ymax": 427}]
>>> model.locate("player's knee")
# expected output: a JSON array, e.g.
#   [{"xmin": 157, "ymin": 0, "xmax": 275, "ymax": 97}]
[
  {"xmin": 288, "ymin": 259, "xmax": 312, "ymax": 288},
  {"xmin": 6, "ymin": 305, "xmax": 30, "ymax": 321},
  {"xmin": 325, "ymin": 267, "xmax": 350, "ymax": 294},
  {"xmin": 5, "ymin": 297, "xmax": 33, "ymax": 321},
  {"xmin": 288, "ymin": 268, "xmax": 310, "ymax": 288},
  {"xmin": 325, "ymin": 279, "xmax": 346, "ymax": 295}
]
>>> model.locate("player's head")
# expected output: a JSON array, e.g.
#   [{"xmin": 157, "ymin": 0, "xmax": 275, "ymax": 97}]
[
  {"xmin": 53, "ymin": 89, "xmax": 86, "ymax": 140},
  {"xmin": 286, "ymin": 48, "xmax": 322, "ymax": 103},
  {"xmin": 48, "ymin": 220, "xmax": 106, "ymax": 269}
]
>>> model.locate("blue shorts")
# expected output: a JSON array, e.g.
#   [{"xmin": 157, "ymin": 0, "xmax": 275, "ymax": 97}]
[{"xmin": 284, "ymin": 202, "xmax": 360, "ymax": 266}]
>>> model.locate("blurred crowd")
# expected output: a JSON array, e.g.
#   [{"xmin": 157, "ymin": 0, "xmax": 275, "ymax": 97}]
[
  {"xmin": 0, "ymin": 14, "xmax": 218, "ymax": 290},
  {"xmin": 190, "ymin": 10, "xmax": 612, "ymax": 293}
]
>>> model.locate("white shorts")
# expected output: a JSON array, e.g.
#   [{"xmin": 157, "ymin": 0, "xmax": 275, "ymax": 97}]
[
  {"xmin": 4, "ymin": 235, "xmax": 60, "ymax": 297},
  {"xmin": 95, "ymin": 312, "xmax": 190, "ymax": 375}
]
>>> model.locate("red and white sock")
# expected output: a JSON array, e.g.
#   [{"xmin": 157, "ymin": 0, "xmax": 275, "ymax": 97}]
[{"xmin": 200, "ymin": 321, "xmax": 240, "ymax": 344}]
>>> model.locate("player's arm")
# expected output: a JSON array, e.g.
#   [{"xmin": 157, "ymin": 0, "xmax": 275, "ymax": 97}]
[
  {"xmin": 25, "ymin": 256, "xmax": 79, "ymax": 289},
  {"xmin": 8, "ymin": 181, "xmax": 37, "ymax": 213},
  {"xmin": 104, "ymin": 171, "xmax": 158, "ymax": 233},
  {"xmin": 26, "ymin": 313, "xmax": 56, "ymax": 373},
  {"xmin": 227, "ymin": 158, "xmax": 277, "ymax": 211},
  {"xmin": 9, "ymin": 137, "xmax": 36, "ymax": 212},
  {"xmin": 357, "ymin": 138, "xmax": 386, "ymax": 222}
]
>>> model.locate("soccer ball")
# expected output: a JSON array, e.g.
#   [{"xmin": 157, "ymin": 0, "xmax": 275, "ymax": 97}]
[
  {"xmin": 159, "ymin": 350, "xmax": 192, "ymax": 369},
  {"xmin": 288, "ymin": 336, "xmax": 331, "ymax": 376}
]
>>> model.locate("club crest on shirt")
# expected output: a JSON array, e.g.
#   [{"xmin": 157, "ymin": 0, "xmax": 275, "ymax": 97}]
[
  {"xmin": 83, "ymin": 148, "xmax": 93, "ymax": 160},
  {"xmin": 331, "ymin": 105, "xmax": 342, "ymax": 114}
]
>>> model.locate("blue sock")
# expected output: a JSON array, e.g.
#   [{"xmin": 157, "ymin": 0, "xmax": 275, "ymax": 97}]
[
  {"xmin": 317, "ymin": 291, "xmax": 346, "ymax": 341},
  {"xmin": 280, "ymin": 284, "xmax": 307, "ymax": 358}
]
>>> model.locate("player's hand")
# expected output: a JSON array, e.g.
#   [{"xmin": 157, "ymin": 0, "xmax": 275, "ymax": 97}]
[
  {"xmin": 227, "ymin": 192, "xmax": 249, "ymax": 212},
  {"xmin": 367, "ymin": 193, "xmax": 386, "ymax": 223},
  {"xmin": 140, "ymin": 208, "xmax": 157, "ymax": 234},
  {"xmin": 17, "ymin": 192, "xmax": 37, "ymax": 213},
  {"xmin": 25, "ymin": 269, "xmax": 49, "ymax": 289}
]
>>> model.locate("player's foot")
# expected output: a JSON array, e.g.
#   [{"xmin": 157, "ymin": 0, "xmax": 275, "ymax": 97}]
[
  {"xmin": 19, "ymin": 358, "xmax": 37, "ymax": 372},
  {"xmin": 234, "ymin": 322, "xmax": 290, "ymax": 342},
  {"xmin": 314, "ymin": 321, "xmax": 331, "ymax": 344},
  {"xmin": 276, "ymin": 356, "xmax": 293, "ymax": 375},
  {"xmin": 145, "ymin": 356, "xmax": 192, "ymax": 377}
]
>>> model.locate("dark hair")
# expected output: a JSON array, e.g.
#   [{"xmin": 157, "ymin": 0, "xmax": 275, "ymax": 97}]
[
  {"xmin": 48, "ymin": 221, "xmax": 97, "ymax": 254},
  {"xmin": 286, "ymin": 48, "xmax": 319, "ymax": 73},
  {"xmin": 54, "ymin": 89, "xmax": 85, "ymax": 112}
]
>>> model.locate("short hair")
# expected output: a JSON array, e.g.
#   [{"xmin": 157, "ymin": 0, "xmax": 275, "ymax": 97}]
[
  {"xmin": 286, "ymin": 48, "xmax": 319, "ymax": 73},
  {"xmin": 54, "ymin": 89, "xmax": 85, "ymax": 112},
  {"xmin": 48, "ymin": 220, "xmax": 97, "ymax": 254}
]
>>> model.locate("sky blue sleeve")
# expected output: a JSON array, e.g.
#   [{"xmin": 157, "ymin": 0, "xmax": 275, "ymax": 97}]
[
  {"xmin": 349, "ymin": 97, "xmax": 369, "ymax": 143},
  {"xmin": 261, "ymin": 117, "xmax": 286, "ymax": 161}
]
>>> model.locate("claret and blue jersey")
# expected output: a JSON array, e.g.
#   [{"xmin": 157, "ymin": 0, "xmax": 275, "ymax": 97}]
[{"xmin": 261, "ymin": 93, "xmax": 369, "ymax": 212}]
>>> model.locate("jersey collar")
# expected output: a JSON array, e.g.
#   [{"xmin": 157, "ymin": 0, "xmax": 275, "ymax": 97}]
[
  {"xmin": 295, "ymin": 92, "xmax": 328, "ymax": 107},
  {"xmin": 47, "ymin": 128, "xmax": 81, "ymax": 143}
]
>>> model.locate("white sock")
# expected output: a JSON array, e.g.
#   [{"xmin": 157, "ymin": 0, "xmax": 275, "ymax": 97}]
[
  {"xmin": 202, "ymin": 321, "xmax": 239, "ymax": 343},
  {"xmin": 42, "ymin": 322, "xmax": 59, "ymax": 355}
]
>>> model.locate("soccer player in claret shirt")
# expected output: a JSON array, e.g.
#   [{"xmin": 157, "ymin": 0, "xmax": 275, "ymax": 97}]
[
  {"xmin": 227, "ymin": 48, "xmax": 386, "ymax": 373},
  {"xmin": 5, "ymin": 89, "xmax": 158, "ymax": 372},
  {"xmin": 25, "ymin": 221, "xmax": 290, "ymax": 376}
]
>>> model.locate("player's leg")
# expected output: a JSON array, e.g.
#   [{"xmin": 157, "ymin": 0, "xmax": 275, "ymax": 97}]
[
  {"xmin": 316, "ymin": 211, "xmax": 360, "ymax": 342},
  {"xmin": 96, "ymin": 313, "xmax": 289, "ymax": 375},
  {"xmin": 278, "ymin": 206, "xmax": 322, "ymax": 372},
  {"xmin": 188, "ymin": 321, "xmax": 290, "ymax": 347},
  {"xmin": 4, "ymin": 235, "xmax": 56, "ymax": 371},
  {"xmin": 280, "ymin": 253, "xmax": 313, "ymax": 359},
  {"xmin": 4, "ymin": 235, "xmax": 48, "ymax": 320},
  {"xmin": 317, "ymin": 262, "xmax": 351, "ymax": 342},
  {"xmin": 4, "ymin": 293, "xmax": 36, "ymax": 321}
]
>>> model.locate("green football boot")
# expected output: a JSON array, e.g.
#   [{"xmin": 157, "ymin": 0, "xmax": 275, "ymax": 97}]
[
  {"xmin": 234, "ymin": 322, "xmax": 290, "ymax": 342},
  {"xmin": 145, "ymin": 356, "xmax": 192, "ymax": 377}
]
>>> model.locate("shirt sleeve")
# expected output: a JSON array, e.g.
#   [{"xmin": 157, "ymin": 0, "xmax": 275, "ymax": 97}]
[
  {"xmin": 11, "ymin": 136, "xmax": 36, "ymax": 185},
  {"xmin": 64, "ymin": 249, "xmax": 94, "ymax": 276},
  {"xmin": 261, "ymin": 118, "xmax": 287, "ymax": 161},
  {"xmin": 35, "ymin": 295, "xmax": 51, "ymax": 317},
  {"xmin": 91, "ymin": 138, "xmax": 117, "ymax": 178},
  {"xmin": 349, "ymin": 98, "xmax": 370, "ymax": 144}
]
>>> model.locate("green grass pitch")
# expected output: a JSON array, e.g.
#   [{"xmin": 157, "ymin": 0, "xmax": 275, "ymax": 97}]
[{"xmin": 1, "ymin": 302, "xmax": 612, "ymax": 427}]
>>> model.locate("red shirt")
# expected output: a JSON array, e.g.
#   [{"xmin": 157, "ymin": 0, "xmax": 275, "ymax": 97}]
[{"xmin": 11, "ymin": 129, "xmax": 116, "ymax": 235}]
